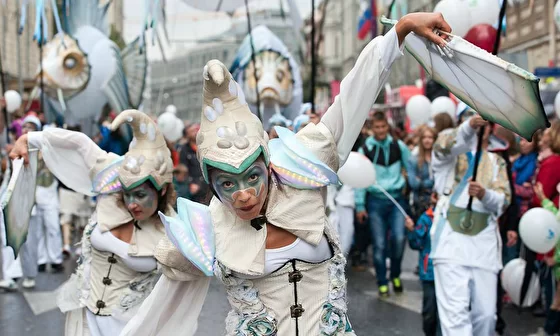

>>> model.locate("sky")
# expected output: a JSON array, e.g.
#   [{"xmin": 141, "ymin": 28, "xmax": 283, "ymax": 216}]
[{"xmin": 122, "ymin": 0, "xmax": 320, "ymax": 60}]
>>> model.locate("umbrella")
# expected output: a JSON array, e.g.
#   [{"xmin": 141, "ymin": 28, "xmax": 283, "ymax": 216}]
[
  {"xmin": 1, "ymin": 150, "xmax": 38, "ymax": 257},
  {"xmin": 380, "ymin": 16, "xmax": 549, "ymax": 141}
]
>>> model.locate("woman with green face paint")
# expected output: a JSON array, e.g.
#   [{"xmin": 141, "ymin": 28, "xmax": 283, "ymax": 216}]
[
  {"xmin": 121, "ymin": 13, "xmax": 457, "ymax": 336},
  {"xmin": 9, "ymin": 110, "xmax": 209, "ymax": 336}
]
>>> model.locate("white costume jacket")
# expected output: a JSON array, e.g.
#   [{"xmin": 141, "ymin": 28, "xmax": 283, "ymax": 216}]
[
  {"xmin": 123, "ymin": 27, "xmax": 404, "ymax": 336},
  {"xmin": 430, "ymin": 121, "xmax": 511, "ymax": 273}
]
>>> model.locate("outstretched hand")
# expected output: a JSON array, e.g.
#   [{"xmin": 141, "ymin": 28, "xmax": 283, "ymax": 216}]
[
  {"xmin": 9, "ymin": 134, "xmax": 30, "ymax": 164},
  {"xmin": 395, "ymin": 12, "xmax": 452, "ymax": 47}
]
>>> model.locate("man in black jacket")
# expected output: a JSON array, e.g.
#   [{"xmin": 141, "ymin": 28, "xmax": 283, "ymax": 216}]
[{"xmin": 179, "ymin": 123, "xmax": 209, "ymax": 205}]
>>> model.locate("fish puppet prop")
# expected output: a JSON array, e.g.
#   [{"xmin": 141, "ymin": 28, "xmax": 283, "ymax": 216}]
[
  {"xmin": 380, "ymin": 17, "xmax": 548, "ymax": 140},
  {"xmin": 230, "ymin": 25, "xmax": 303, "ymax": 130},
  {"xmin": 36, "ymin": 0, "xmax": 147, "ymax": 138}
]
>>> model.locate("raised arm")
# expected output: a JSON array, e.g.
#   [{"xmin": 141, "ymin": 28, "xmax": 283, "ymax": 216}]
[
  {"xmin": 10, "ymin": 128, "xmax": 110, "ymax": 196},
  {"xmin": 320, "ymin": 13, "xmax": 451, "ymax": 165}
]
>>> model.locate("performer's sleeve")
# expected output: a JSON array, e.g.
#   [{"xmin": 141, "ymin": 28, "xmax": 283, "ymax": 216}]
[
  {"xmin": 119, "ymin": 276, "xmax": 210, "ymax": 336},
  {"xmin": 481, "ymin": 156, "xmax": 511, "ymax": 216},
  {"xmin": 154, "ymin": 235, "xmax": 207, "ymax": 281},
  {"xmin": 432, "ymin": 120, "xmax": 477, "ymax": 167},
  {"xmin": 27, "ymin": 128, "xmax": 109, "ymax": 196},
  {"xmin": 320, "ymin": 27, "xmax": 404, "ymax": 166}
]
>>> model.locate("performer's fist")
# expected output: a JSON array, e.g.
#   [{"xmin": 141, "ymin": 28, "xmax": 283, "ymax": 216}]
[
  {"xmin": 467, "ymin": 179, "xmax": 486, "ymax": 200},
  {"xmin": 469, "ymin": 115, "xmax": 488, "ymax": 130},
  {"xmin": 9, "ymin": 133, "xmax": 29, "ymax": 164}
]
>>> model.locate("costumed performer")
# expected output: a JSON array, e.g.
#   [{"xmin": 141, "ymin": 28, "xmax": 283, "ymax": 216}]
[
  {"xmin": 430, "ymin": 114, "xmax": 511, "ymax": 335},
  {"xmin": 9, "ymin": 110, "xmax": 209, "ymax": 336},
  {"xmin": 121, "ymin": 12, "xmax": 453, "ymax": 336}
]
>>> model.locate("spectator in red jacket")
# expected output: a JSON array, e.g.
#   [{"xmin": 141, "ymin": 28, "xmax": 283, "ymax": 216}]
[{"xmin": 532, "ymin": 120, "xmax": 560, "ymax": 208}]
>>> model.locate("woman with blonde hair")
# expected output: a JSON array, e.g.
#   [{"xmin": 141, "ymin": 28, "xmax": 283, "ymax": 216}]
[{"xmin": 408, "ymin": 125, "xmax": 437, "ymax": 220}]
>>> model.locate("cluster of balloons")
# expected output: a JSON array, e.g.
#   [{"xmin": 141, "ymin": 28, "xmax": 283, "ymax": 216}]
[
  {"xmin": 405, "ymin": 94, "xmax": 456, "ymax": 129},
  {"xmin": 3, "ymin": 90, "xmax": 22, "ymax": 114},
  {"xmin": 434, "ymin": 0, "xmax": 501, "ymax": 53},
  {"xmin": 502, "ymin": 207, "xmax": 559, "ymax": 308}
]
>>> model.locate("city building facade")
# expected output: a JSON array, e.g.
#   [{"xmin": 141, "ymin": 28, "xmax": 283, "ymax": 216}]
[{"xmin": 498, "ymin": 0, "xmax": 555, "ymax": 72}]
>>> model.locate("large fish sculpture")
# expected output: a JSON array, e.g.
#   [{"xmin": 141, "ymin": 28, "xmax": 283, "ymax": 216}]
[
  {"xmin": 35, "ymin": 0, "xmax": 147, "ymax": 138},
  {"xmin": 230, "ymin": 25, "xmax": 302, "ymax": 130}
]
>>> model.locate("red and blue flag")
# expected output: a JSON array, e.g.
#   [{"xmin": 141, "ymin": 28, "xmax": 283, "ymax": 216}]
[{"xmin": 357, "ymin": 0, "xmax": 377, "ymax": 40}]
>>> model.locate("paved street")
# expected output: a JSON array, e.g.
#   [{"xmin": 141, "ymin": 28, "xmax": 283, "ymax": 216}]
[{"xmin": 0, "ymin": 247, "xmax": 543, "ymax": 336}]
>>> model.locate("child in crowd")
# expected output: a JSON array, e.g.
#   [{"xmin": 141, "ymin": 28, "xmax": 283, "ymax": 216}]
[
  {"xmin": 173, "ymin": 164, "xmax": 190, "ymax": 200},
  {"xmin": 405, "ymin": 192, "xmax": 441, "ymax": 336}
]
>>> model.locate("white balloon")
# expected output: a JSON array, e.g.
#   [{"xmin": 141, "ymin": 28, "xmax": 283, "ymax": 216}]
[
  {"xmin": 406, "ymin": 95, "xmax": 432, "ymax": 129},
  {"xmin": 4, "ymin": 90, "xmax": 22, "ymax": 113},
  {"xmin": 165, "ymin": 104, "xmax": 177, "ymax": 114},
  {"xmin": 434, "ymin": 0, "xmax": 472, "ymax": 37},
  {"xmin": 467, "ymin": 0, "xmax": 501, "ymax": 28},
  {"xmin": 555, "ymin": 1, "xmax": 560, "ymax": 36},
  {"xmin": 431, "ymin": 96, "xmax": 456, "ymax": 119},
  {"xmin": 519, "ymin": 208, "xmax": 560, "ymax": 254},
  {"xmin": 157, "ymin": 112, "xmax": 184, "ymax": 143},
  {"xmin": 554, "ymin": 91, "xmax": 560, "ymax": 119},
  {"xmin": 338, "ymin": 152, "xmax": 376, "ymax": 189},
  {"xmin": 501, "ymin": 258, "xmax": 540, "ymax": 307}
]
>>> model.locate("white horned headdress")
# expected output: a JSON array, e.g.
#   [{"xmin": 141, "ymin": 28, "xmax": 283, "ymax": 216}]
[
  {"xmin": 197, "ymin": 60, "xmax": 270, "ymax": 182},
  {"xmin": 111, "ymin": 109, "xmax": 173, "ymax": 190}
]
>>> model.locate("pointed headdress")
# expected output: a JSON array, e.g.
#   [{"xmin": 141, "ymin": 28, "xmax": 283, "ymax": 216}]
[
  {"xmin": 111, "ymin": 109, "xmax": 173, "ymax": 190},
  {"xmin": 197, "ymin": 60, "xmax": 269, "ymax": 182}
]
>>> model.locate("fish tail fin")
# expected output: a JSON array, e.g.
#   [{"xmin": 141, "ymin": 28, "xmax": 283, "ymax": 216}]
[
  {"xmin": 62, "ymin": 0, "xmax": 111, "ymax": 36},
  {"xmin": 121, "ymin": 36, "xmax": 148, "ymax": 110}
]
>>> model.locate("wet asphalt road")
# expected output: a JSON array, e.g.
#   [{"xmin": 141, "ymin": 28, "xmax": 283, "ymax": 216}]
[{"xmin": 0, "ymin": 247, "xmax": 543, "ymax": 336}]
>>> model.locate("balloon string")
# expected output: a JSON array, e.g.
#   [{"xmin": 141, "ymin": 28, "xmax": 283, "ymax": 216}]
[{"xmin": 376, "ymin": 185, "xmax": 408, "ymax": 218}]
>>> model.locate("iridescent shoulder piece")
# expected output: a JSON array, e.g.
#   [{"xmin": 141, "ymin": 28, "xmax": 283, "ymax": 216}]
[
  {"xmin": 269, "ymin": 126, "xmax": 339, "ymax": 189},
  {"xmin": 92, "ymin": 156, "xmax": 124, "ymax": 194},
  {"xmin": 158, "ymin": 198, "xmax": 215, "ymax": 277}
]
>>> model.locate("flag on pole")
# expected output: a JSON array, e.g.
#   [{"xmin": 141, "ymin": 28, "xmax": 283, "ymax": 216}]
[{"xmin": 357, "ymin": 0, "xmax": 377, "ymax": 40}]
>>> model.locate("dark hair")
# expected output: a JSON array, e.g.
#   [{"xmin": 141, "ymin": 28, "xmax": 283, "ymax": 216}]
[
  {"xmin": 433, "ymin": 113, "xmax": 455, "ymax": 134},
  {"xmin": 372, "ymin": 111, "xmax": 387, "ymax": 123}
]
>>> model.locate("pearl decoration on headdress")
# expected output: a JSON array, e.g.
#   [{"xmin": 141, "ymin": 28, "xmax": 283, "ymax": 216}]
[
  {"xmin": 228, "ymin": 80, "xmax": 238, "ymax": 97},
  {"xmin": 215, "ymin": 122, "xmax": 250, "ymax": 150},
  {"xmin": 148, "ymin": 123, "xmax": 156, "ymax": 141},
  {"xmin": 204, "ymin": 106, "xmax": 217, "ymax": 122},
  {"xmin": 140, "ymin": 123, "xmax": 147, "ymax": 134},
  {"xmin": 123, "ymin": 155, "xmax": 146, "ymax": 174},
  {"xmin": 236, "ymin": 82, "xmax": 246, "ymax": 105},
  {"xmin": 212, "ymin": 98, "xmax": 224, "ymax": 114},
  {"xmin": 129, "ymin": 137, "xmax": 137, "ymax": 149},
  {"xmin": 204, "ymin": 98, "xmax": 226, "ymax": 123}
]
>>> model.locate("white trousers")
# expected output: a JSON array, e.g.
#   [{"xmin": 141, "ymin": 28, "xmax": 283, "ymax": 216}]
[
  {"xmin": 434, "ymin": 263, "xmax": 497, "ymax": 336},
  {"xmin": 21, "ymin": 205, "xmax": 62, "ymax": 278},
  {"xmin": 329, "ymin": 205, "xmax": 355, "ymax": 256}
]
